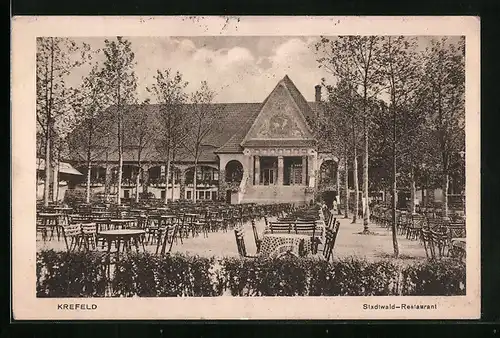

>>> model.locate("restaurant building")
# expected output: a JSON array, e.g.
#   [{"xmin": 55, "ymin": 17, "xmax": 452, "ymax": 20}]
[{"xmin": 64, "ymin": 75, "xmax": 341, "ymax": 205}]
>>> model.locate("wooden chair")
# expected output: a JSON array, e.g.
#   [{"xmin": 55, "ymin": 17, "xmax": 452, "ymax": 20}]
[
  {"xmin": 421, "ymin": 227, "xmax": 435, "ymax": 259},
  {"xmin": 322, "ymin": 220, "xmax": 340, "ymax": 262},
  {"xmin": 81, "ymin": 223, "xmax": 97, "ymax": 251},
  {"xmin": 251, "ymin": 220, "xmax": 262, "ymax": 253},
  {"xmin": 61, "ymin": 224, "xmax": 83, "ymax": 252},
  {"xmin": 269, "ymin": 221, "xmax": 293, "ymax": 234},
  {"xmin": 430, "ymin": 229, "xmax": 449, "ymax": 259},
  {"xmin": 234, "ymin": 228, "xmax": 257, "ymax": 258},
  {"xmin": 407, "ymin": 214, "xmax": 424, "ymax": 240},
  {"xmin": 157, "ymin": 224, "xmax": 179, "ymax": 256}
]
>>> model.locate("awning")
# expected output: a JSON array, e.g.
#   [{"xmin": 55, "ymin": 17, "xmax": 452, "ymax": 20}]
[{"xmin": 36, "ymin": 158, "xmax": 83, "ymax": 176}]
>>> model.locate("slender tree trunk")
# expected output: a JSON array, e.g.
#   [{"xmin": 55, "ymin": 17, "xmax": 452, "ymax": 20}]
[
  {"xmin": 53, "ymin": 150, "xmax": 60, "ymax": 203},
  {"xmin": 86, "ymin": 159, "xmax": 92, "ymax": 204},
  {"xmin": 104, "ymin": 135, "xmax": 110, "ymax": 202},
  {"xmin": 351, "ymin": 114, "xmax": 359, "ymax": 223},
  {"xmin": 353, "ymin": 150, "xmax": 359, "ymax": 223},
  {"xmin": 43, "ymin": 128, "xmax": 51, "ymax": 207},
  {"xmin": 164, "ymin": 159, "xmax": 171, "ymax": 205},
  {"xmin": 391, "ymin": 106, "xmax": 399, "ymax": 257},
  {"xmin": 135, "ymin": 166, "xmax": 141, "ymax": 203},
  {"xmin": 344, "ymin": 154, "xmax": 349, "ymax": 219},
  {"xmin": 443, "ymin": 173, "xmax": 449, "ymax": 218},
  {"xmin": 86, "ymin": 124, "xmax": 93, "ymax": 203},
  {"xmin": 170, "ymin": 161, "xmax": 175, "ymax": 201},
  {"xmin": 336, "ymin": 161, "xmax": 341, "ymax": 214},
  {"xmin": 192, "ymin": 159, "xmax": 198, "ymax": 202},
  {"xmin": 410, "ymin": 166, "xmax": 416, "ymax": 214},
  {"xmin": 363, "ymin": 117, "xmax": 370, "ymax": 231},
  {"xmin": 117, "ymin": 111, "xmax": 123, "ymax": 206}
]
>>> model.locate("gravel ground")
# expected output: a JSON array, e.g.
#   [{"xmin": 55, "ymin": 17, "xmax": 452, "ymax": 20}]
[{"xmin": 37, "ymin": 215, "xmax": 427, "ymax": 263}]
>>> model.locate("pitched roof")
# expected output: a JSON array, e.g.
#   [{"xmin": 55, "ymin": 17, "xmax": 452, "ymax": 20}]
[
  {"xmin": 67, "ymin": 76, "xmax": 323, "ymax": 163},
  {"xmin": 216, "ymin": 75, "xmax": 320, "ymax": 153}
]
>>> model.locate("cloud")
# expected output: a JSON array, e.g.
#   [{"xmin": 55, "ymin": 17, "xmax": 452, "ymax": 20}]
[{"xmin": 66, "ymin": 36, "xmax": 331, "ymax": 104}]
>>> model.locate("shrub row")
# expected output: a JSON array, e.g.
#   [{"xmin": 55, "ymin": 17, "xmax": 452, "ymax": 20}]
[{"xmin": 36, "ymin": 250, "xmax": 466, "ymax": 297}]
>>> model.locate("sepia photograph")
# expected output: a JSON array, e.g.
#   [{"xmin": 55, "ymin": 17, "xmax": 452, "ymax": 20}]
[{"xmin": 12, "ymin": 16, "xmax": 480, "ymax": 320}]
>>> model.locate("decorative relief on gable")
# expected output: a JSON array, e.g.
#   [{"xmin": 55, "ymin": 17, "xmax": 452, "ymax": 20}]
[{"xmin": 247, "ymin": 85, "xmax": 310, "ymax": 140}]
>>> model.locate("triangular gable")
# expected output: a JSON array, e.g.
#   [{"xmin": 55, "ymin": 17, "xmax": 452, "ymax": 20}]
[{"xmin": 241, "ymin": 76, "xmax": 315, "ymax": 147}]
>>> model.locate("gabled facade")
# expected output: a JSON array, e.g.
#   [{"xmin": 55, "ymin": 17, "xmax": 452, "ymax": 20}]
[{"xmin": 63, "ymin": 75, "xmax": 340, "ymax": 204}]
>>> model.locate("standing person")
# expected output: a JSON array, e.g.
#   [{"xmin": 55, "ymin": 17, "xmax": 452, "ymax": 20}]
[{"xmin": 332, "ymin": 198, "xmax": 338, "ymax": 214}]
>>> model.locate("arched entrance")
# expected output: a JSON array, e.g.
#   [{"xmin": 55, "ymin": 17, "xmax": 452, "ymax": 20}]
[
  {"xmin": 319, "ymin": 160, "xmax": 338, "ymax": 208},
  {"xmin": 224, "ymin": 160, "xmax": 243, "ymax": 203}
]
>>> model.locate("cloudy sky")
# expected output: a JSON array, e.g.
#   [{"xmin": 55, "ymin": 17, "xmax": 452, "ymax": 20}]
[
  {"xmin": 66, "ymin": 36, "xmax": 460, "ymax": 104},
  {"xmin": 67, "ymin": 36, "xmax": 333, "ymax": 103}
]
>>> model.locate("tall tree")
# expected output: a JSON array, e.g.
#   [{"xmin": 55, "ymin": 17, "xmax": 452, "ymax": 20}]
[
  {"xmin": 319, "ymin": 79, "xmax": 361, "ymax": 219},
  {"xmin": 422, "ymin": 37, "xmax": 465, "ymax": 217},
  {"xmin": 69, "ymin": 64, "xmax": 111, "ymax": 203},
  {"xmin": 147, "ymin": 69, "xmax": 189, "ymax": 204},
  {"xmin": 316, "ymin": 36, "xmax": 384, "ymax": 226},
  {"xmin": 100, "ymin": 37, "xmax": 137, "ymax": 205},
  {"xmin": 182, "ymin": 81, "xmax": 218, "ymax": 202},
  {"xmin": 123, "ymin": 99, "xmax": 155, "ymax": 203},
  {"xmin": 36, "ymin": 37, "xmax": 89, "ymax": 206}
]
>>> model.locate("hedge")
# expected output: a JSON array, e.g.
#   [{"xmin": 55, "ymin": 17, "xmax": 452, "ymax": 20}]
[{"xmin": 36, "ymin": 250, "xmax": 466, "ymax": 297}]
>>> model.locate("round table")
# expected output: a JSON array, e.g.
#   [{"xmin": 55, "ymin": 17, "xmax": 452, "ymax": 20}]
[
  {"xmin": 259, "ymin": 233, "xmax": 312, "ymax": 258},
  {"xmin": 99, "ymin": 229, "xmax": 146, "ymax": 256}
]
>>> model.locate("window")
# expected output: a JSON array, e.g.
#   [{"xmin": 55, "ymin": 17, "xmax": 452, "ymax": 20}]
[
  {"xmin": 211, "ymin": 191, "xmax": 217, "ymax": 200},
  {"xmin": 161, "ymin": 190, "xmax": 166, "ymax": 199},
  {"xmin": 204, "ymin": 171, "xmax": 212, "ymax": 182},
  {"xmin": 124, "ymin": 190, "xmax": 130, "ymax": 198},
  {"xmin": 198, "ymin": 191, "xmax": 205, "ymax": 199},
  {"xmin": 187, "ymin": 191, "xmax": 192, "ymax": 200},
  {"xmin": 205, "ymin": 191, "xmax": 211, "ymax": 199},
  {"xmin": 213, "ymin": 171, "xmax": 219, "ymax": 180}
]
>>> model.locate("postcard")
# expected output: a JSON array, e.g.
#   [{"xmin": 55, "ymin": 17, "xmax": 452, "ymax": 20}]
[{"xmin": 11, "ymin": 15, "xmax": 480, "ymax": 320}]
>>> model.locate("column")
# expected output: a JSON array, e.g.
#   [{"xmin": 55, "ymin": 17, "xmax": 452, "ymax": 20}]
[
  {"xmin": 277, "ymin": 156, "xmax": 284, "ymax": 185},
  {"xmin": 301, "ymin": 156, "xmax": 307, "ymax": 185},
  {"xmin": 246, "ymin": 155, "xmax": 254, "ymax": 186},
  {"xmin": 254, "ymin": 156, "xmax": 260, "ymax": 185}
]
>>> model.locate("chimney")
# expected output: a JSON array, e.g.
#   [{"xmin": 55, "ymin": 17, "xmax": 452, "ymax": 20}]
[{"xmin": 315, "ymin": 85, "xmax": 321, "ymax": 102}]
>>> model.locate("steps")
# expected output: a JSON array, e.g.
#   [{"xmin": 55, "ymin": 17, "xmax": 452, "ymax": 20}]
[{"xmin": 241, "ymin": 184, "xmax": 313, "ymax": 204}]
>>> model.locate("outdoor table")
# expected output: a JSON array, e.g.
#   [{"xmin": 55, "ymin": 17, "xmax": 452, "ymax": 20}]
[
  {"xmin": 108, "ymin": 218, "xmax": 137, "ymax": 230},
  {"xmin": 99, "ymin": 229, "xmax": 146, "ymax": 257},
  {"xmin": 259, "ymin": 233, "xmax": 312, "ymax": 258}
]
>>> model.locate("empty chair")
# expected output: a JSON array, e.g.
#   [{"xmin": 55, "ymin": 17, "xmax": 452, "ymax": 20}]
[
  {"xmin": 269, "ymin": 221, "xmax": 293, "ymax": 234},
  {"xmin": 251, "ymin": 220, "xmax": 262, "ymax": 253},
  {"xmin": 430, "ymin": 229, "xmax": 449, "ymax": 259},
  {"xmin": 61, "ymin": 224, "xmax": 83, "ymax": 252},
  {"xmin": 80, "ymin": 223, "xmax": 97, "ymax": 251},
  {"xmin": 407, "ymin": 214, "xmax": 424, "ymax": 240},
  {"xmin": 420, "ymin": 228, "xmax": 435, "ymax": 259},
  {"xmin": 322, "ymin": 221, "xmax": 340, "ymax": 262},
  {"xmin": 234, "ymin": 227, "xmax": 256, "ymax": 258}
]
